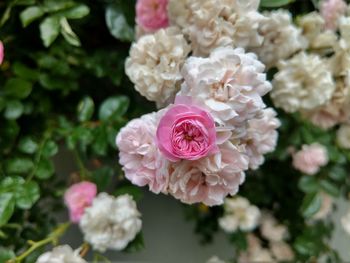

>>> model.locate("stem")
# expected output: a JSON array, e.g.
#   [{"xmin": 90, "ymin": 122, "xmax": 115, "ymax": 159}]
[
  {"xmin": 10, "ymin": 222, "xmax": 70, "ymax": 263},
  {"xmin": 73, "ymin": 149, "xmax": 90, "ymax": 180},
  {"xmin": 27, "ymin": 129, "xmax": 53, "ymax": 182}
]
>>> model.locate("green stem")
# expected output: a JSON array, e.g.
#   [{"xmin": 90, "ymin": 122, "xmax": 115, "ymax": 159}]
[
  {"xmin": 73, "ymin": 149, "xmax": 90, "ymax": 180},
  {"xmin": 27, "ymin": 129, "xmax": 53, "ymax": 182},
  {"xmin": 11, "ymin": 222, "xmax": 70, "ymax": 263}
]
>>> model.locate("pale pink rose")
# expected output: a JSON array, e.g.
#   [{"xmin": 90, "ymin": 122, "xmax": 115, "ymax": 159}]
[
  {"xmin": 116, "ymin": 112, "xmax": 169, "ymax": 194},
  {"xmin": 136, "ymin": 0, "xmax": 169, "ymax": 32},
  {"xmin": 168, "ymin": 141, "xmax": 249, "ymax": 206},
  {"xmin": 0, "ymin": 41, "xmax": 4, "ymax": 65},
  {"xmin": 156, "ymin": 98, "xmax": 218, "ymax": 162},
  {"xmin": 292, "ymin": 143, "xmax": 328, "ymax": 175},
  {"xmin": 64, "ymin": 181, "xmax": 97, "ymax": 223},
  {"xmin": 320, "ymin": 0, "xmax": 347, "ymax": 30},
  {"xmin": 244, "ymin": 108, "xmax": 280, "ymax": 170}
]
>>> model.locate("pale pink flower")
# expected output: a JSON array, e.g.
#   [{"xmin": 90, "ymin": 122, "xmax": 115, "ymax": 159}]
[
  {"xmin": 0, "ymin": 41, "xmax": 4, "ymax": 65},
  {"xmin": 156, "ymin": 98, "xmax": 218, "ymax": 162},
  {"xmin": 136, "ymin": 0, "xmax": 169, "ymax": 32},
  {"xmin": 116, "ymin": 112, "xmax": 169, "ymax": 194},
  {"xmin": 320, "ymin": 0, "xmax": 347, "ymax": 30},
  {"xmin": 244, "ymin": 108, "xmax": 280, "ymax": 170},
  {"xmin": 64, "ymin": 181, "xmax": 97, "ymax": 223},
  {"xmin": 292, "ymin": 143, "xmax": 328, "ymax": 175},
  {"xmin": 168, "ymin": 141, "xmax": 249, "ymax": 206}
]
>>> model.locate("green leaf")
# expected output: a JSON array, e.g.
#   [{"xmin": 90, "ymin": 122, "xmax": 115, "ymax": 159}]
[
  {"xmin": 42, "ymin": 140, "xmax": 58, "ymax": 157},
  {"xmin": 92, "ymin": 166, "xmax": 114, "ymax": 191},
  {"xmin": 4, "ymin": 78, "xmax": 33, "ymax": 99},
  {"xmin": 0, "ymin": 247, "xmax": 15, "ymax": 262},
  {"xmin": 105, "ymin": 4, "xmax": 134, "ymax": 42},
  {"xmin": 98, "ymin": 96, "xmax": 129, "ymax": 121},
  {"xmin": 77, "ymin": 96, "xmax": 95, "ymax": 122},
  {"xmin": 4, "ymin": 101, "xmax": 24, "ymax": 120},
  {"xmin": 16, "ymin": 181, "xmax": 40, "ymax": 209},
  {"xmin": 319, "ymin": 180, "xmax": 340, "ymax": 197},
  {"xmin": 20, "ymin": 6, "xmax": 45, "ymax": 27},
  {"xmin": 298, "ymin": 176, "xmax": 319, "ymax": 193},
  {"xmin": 35, "ymin": 159, "xmax": 54, "ymax": 180},
  {"xmin": 57, "ymin": 4, "xmax": 90, "ymax": 19},
  {"xmin": 5, "ymin": 157, "xmax": 34, "ymax": 174},
  {"xmin": 60, "ymin": 17, "xmax": 81, "ymax": 46},
  {"xmin": 300, "ymin": 192, "xmax": 322, "ymax": 218},
  {"xmin": 43, "ymin": 0, "xmax": 75, "ymax": 12},
  {"xmin": 18, "ymin": 136, "xmax": 38, "ymax": 154},
  {"xmin": 0, "ymin": 193, "xmax": 15, "ymax": 226},
  {"xmin": 329, "ymin": 166, "xmax": 347, "ymax": 181},
  {"xmin": 13, "ymin": 62, "xmax": 39, "ymax": 81},
  {"xmin": 114, "ymin": 185, "xmax": 143, "ymax": 202},
  {"xmin": 124, "ymin": 232, "xmax": 144, "ymax": 252},
  {"xmin": 91, "ymin": 126, "xmax": 108, "ymax": 155},
  {"xmin": 40, "ymin": 16, "xmax": 60, "ymax": 47},
  {"xmin": 260, "ymin": 0, "xmax": 295, "ymax": 7}
]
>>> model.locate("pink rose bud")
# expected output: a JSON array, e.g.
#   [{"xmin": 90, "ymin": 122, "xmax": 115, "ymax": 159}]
[
  {"xmin": 292, "ymin": 143, "xmax": 328, "ymax": 175},
  {"xmin": 136, "ymin": 0, "xmax": 169, "ymax": 31},
  {"xmin": 64, "ymin": 181, "xmax": 97, "ymax": 223},
  {"xmin": 156, "ymin": 97, "xmax": 219, "ymax": 161},
  {"xmin": 0, "ymin": 41, "xmax": 4, "ymax": 65}
]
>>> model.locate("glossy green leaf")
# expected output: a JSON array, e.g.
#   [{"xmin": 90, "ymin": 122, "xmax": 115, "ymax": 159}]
[
  {"xmin": 40, "ymin": 16, "xmax": 60, "ymax": 47},
  {"xmin": 0, "ymin": 247, "xmax": 15, "ymax": 262},
  {"xmin": 13, "ymin": 62, "xmax": 39, "ymax": 81},
  {"xmin": 43, "ymin": 0, "xmax": 75, "ymax": 12},
  {"xmin": 300, "ymin": 192, "xmax": 322, "ymax": 218},
  {"xmin": 4, "ymin": 101, "xmax": 24, "ymax": 120},
  {"xmin": 16, "ymin": 181, "xmax": 40, "ymax": 209},
  {"xmin": 60, "ymin": 17, "xmax": 81, "ymax": 46},
  {"xmin": 329, "ymin": 166, "xmax": 347, "ymax": 181},
  {"xmin": 98, "ymin": 96, "xmax": 129, "ymax": 121},
  {"xmin": 18, "ymin": 136, "xmax": 38, "ymax": 154},
  {"xmin": 0, "ymin": 193, "xmax": 15, "ymax": 226},
  {"xmin": 5, "ymin": 157, "xmax": 34, "ymax": 174},
  {"xmin": 42, "ymin": 140, "xmax": 59, "ymax": 157},
  {"xmin": 4, "ymin": 78, "xmax": 33, "ymax": 99},
  {"xmin": 20, "ymin": 6, "xmax": 45, "ymax": 27},
  {"xmin": 105, "ymin": 4, "xmax": 134, "ymax": 42},
  {"xmin": 35, "ymin": 158, "xmax": 54, "ymax": 180},
  {"xmin": 58, "ymin": 4, "xmax": 90, "ymax": 19},
  {"xmin": 319, "ymin": 180, "xmax": 340, "ymax": 197},
  {"xmin": 77, "ymin": 96, "xmax": 95, "ymax": 122},
  {"xmin": 298, "ymin": 176, "xmax": 319, "ymax": 193}
]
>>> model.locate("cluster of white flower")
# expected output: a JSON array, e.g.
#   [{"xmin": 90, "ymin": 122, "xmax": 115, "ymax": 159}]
[
  {"xmin": 126, "ymin": 0, "xmax": 305, "ymax": 107},
  {"xmin": 80, "ymin": 193, "xmax": 142, "ymax": 252},
  {"xmin": 269, "ymin": 0, "xmax": 350, "ymax": 135},
  {"xmin": 217, "ymin": 198, "xmax": 295, "ymax": 263},
  {"xmin": 238, "ymin": 213, "xmax": 294, "ymax": 263}
]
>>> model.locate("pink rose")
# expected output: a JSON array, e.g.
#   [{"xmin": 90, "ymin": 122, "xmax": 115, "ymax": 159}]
[
  {"xmin": 0, "ymin": 41, "xmax": 4, "ymax": 65},
  {"xmin": 292, "ymin": 143, "xmax": 328, "ymax": 175},
  {"xmin": 156, "ymin": 98, "xmax": 219, "ymax": 161},
  {"xmin": 320, "ymin": 0, "xmax": 347, "ymax": 30},
  {"xmin": 136, "ymin": 0, "xmax": 169, "ymax": 31},
  {"xmin": 64, "ymin": 181, "xmax": 97, "ymax": 223}
]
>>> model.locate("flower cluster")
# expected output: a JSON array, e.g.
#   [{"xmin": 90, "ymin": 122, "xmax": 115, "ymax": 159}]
[
  {"xmin": 120, "ymin": 45, "xmax": 279, "ymax": 206},
  {"xmin": 269, "ymin": 0, "xmax": 350, "ymax": 135},
  {"xmin": 64, "ymin": 182, "xmax": 142, "ymax": 252}
]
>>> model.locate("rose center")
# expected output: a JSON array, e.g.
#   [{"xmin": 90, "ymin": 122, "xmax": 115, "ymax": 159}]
[{"xmin": 171, "ymin": 120, "xmax": 209, "ymax": 156}]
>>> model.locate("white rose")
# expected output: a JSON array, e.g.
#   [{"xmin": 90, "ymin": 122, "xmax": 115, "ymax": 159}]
[
  {"xmin": 36, "ymin": 245, "xmax": 86, "ymax": 263},
  {"xmin": 79, "ymin": 193, "xmax": 142, "ymax": 252}
]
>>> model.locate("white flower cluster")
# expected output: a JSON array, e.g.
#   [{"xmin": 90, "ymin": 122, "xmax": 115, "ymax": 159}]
[
  {"xmin": 80, "ymin": 193, "xmax": 142, "ymax": 252},
  {"xmin": 219, "ymin": 196, "xmax": 261, "ymax": 233},
  {"xmin": 239, "ymin": 212, "xmax": 294, "ymax": 263},
  {"xmin": 270, "ymin": 1, "xmax": 350, "ymax": 134},
  {"xmin": 126, "ymin": 0, "xmax": 305, "ymax": 107},
  {"xmin": 36, "ymin": 245, "xmax": 86, "ymax": 263}
]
